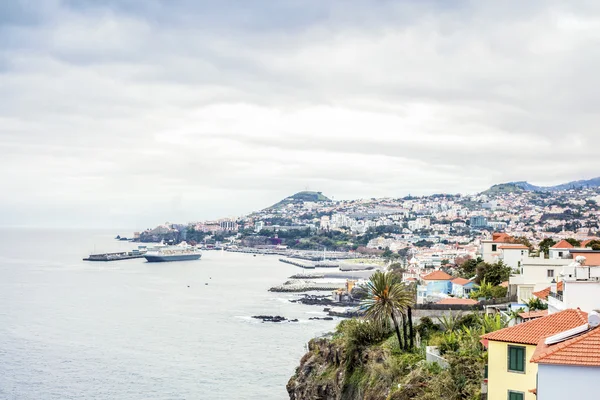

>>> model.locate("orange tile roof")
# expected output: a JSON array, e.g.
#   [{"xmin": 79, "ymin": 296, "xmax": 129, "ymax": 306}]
[
  {"xmin": 532, "ymin": 281, "xmax": 563, "ymax": 300},
  {"xmin": 552, "ymin": 240, "xmax": 574, "ymax": 249},
  {"xmin": 531, "ymin": 326, "xmax": 600, "ymax": 367},
  {"xmin": 498, "ymin": 245, "xmax": 529, "ymax": 250},
  {"xmin": 436, "ymin": 298, "xmax": 479, "ymax": 305},
  {"xmin": 581, "ymin": 239, "xmax": 593, "ymax": 247},
  {"xmin": 492, "ymin": 233, "xmax": 512, "ymax": 243},
  {"xmin": 482, "ymin": 309, "xmax": 588, "ymax": 345},
  {"xmin": 451, "ymin": 277, "xmax": 471, "ymax": 286},
  {"xmin": 422, "ymin": 270, "xmax": 453, "ymax": 281},
  {"xmin": 518, "ymin": 310, "xmax": 548, "ymax": 320}
]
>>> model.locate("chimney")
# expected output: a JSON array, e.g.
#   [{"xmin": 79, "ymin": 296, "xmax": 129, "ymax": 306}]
[{"xmin": 551, "ymin": 279, "xmax": 557, "ymax": 294}]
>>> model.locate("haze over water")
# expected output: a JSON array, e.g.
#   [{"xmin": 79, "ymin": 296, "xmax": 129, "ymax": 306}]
[{"xmin": 0, "ymin": 229, "xmax": 339, "ymax": 400}]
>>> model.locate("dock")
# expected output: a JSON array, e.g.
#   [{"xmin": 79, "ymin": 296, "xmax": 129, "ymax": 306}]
[
  {"xmin": 83, "ymin": 251, "xmax": 145, "ymax": 261},
  {"xmin": 279, "ymin": 258, "xmax": 316, "ymax": 269}
]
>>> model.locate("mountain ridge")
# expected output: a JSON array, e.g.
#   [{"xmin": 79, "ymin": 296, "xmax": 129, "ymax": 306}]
[{"xmin": 484, "ymin": 176, "xmax": 600, "ymax": 194}]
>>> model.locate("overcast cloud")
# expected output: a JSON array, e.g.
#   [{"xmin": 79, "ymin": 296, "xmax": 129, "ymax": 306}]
[{"xmin": 1, "ymin": 0, "xmax": 600, "ymax": 228}]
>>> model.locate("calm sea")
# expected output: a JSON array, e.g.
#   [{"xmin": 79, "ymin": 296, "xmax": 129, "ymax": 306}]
[{"xmin": 0, "ymin": 229, "xmax": 339, "ymax": 400}]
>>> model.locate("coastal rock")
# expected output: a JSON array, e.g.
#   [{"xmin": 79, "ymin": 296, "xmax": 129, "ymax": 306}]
[
  {"xmin": 309, "ymin": 317, "xmax": 334, "ymax": 321},
  {"xmin": 252, "ymin": 315, "xmax": 298, "ymax": 323},
  {"xmin": 287, "ymin": 337, "xmax": 393, "ymax": 400}
]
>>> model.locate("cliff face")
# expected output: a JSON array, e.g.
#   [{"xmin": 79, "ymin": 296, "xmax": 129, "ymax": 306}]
[
  {"xmin": 286, "ymin": 338, "xmax": 391, "ymax": 400},
  {"xmin": 287, "ymin": 338, "xmax": 345, "ymax": 400},
  {"xmin": 287, "ymin": 335, "xmax": 485, "ymax": 400}
]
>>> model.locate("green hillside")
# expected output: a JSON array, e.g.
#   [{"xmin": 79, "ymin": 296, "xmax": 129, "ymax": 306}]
[
  {"xmin": 269, "ymin": 191, "xmax": 331, "ymax": 209},
  {"xmin": 482, "ymin": 183, "xmax": 525, "ymax": 195}
]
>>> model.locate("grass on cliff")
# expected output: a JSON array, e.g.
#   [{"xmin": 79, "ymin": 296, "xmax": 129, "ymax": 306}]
[{"xmin": 320, "ymin": 315, "xmax": 495, "ymax": 400}]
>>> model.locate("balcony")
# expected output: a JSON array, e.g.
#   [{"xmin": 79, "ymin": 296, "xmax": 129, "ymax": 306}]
[
  {"xmin": 547, "ymin": 290, "xmax": 565, "ymax": 312},
  {"xmin": 549, "ymin": 291, "xmax": 563, "ymax": 301}
]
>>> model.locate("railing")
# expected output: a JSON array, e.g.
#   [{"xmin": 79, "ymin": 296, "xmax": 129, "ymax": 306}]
[{"xmin": 549, "ymin": 291, "xmax": 563, "ymax": 301}]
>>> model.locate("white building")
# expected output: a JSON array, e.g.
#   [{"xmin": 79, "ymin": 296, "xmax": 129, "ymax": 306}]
[
  {"xmin": 497, "ymin": 245, "xmax": 530, "ymax": 270},
  {"xmin": 509, "ymin": 257, "xmax": 571, "ymax": 302},
  {"xmin": 254, "ymin": 221, "xmax": 265, "ymax": 233},
  {"xmin": 548, "ymin": 239, "xmax": 574, "ymax": 259},
  {"xmin": 547, "ymin": 256, "xmax": 600, "ymax": 314},
  {"xmin": 531, "ymin": 313, "xmax": 600, "ymax": 400}
]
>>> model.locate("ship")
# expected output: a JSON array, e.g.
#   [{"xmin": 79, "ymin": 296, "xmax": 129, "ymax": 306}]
[{"xmin": 143, "ymin": 241, "xmax": 202, "ymax": 262}]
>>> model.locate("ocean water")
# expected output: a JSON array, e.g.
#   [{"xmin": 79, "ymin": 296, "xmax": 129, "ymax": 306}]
[{"xmin": 0, "ymin": 229, "xmax": 339, "ymax": 400}]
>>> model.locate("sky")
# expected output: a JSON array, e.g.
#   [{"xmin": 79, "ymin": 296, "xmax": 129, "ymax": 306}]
[{"xmin": 1, "ymin": 0, "xmax": 600, "ymax": 228}]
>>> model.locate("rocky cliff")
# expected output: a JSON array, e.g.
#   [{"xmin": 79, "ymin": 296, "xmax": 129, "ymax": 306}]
[
  {"xmin": 287, "ymin": 331, "xmax": 485, "ymax": 400},
  {"xmin": 286, "ymin": 337, "xmax": 398, "ymax": 400}
]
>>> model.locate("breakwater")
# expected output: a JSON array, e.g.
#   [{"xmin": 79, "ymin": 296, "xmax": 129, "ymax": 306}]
[
  {"xmin": 269, "ymin": 279, "xmax": 345, "ymax": 293},
  {"xmin": 279, "ymin": 258, "xmax": 316, "ymax": 269}
]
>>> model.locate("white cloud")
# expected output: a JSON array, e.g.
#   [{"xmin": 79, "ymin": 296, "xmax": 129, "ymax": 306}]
[{"xmin": 1, "ymin": 0, "xmax": 600, "ymax": 227}]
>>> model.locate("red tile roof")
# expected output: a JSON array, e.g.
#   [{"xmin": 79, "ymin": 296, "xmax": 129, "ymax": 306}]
[
  {"xmin": 531, "ymin": 326, "xmax": 600, "ymax": 367},
  {"xmin": 498, "ymin": 245, "xmax": 529, "ymax": 250},
  {"xmin": 451, "ymin": 277, "xmax": 471, "ymax": 286},
  {"xmin": 532, "ymin": 281, "xmax": 564, "ymax": 300},
  {"xmin": 581, "ymin": 239, "xmax": 593, "ymax": 247},
  {"xmin": 492, "ymin": 233, "xmax": 512, "ymax": 243},
  {"xmin": 482, "ymin": 309, "xmax": 588, "ymax": 345},
  {"xmin": 552, "ymin": 240, "xmax": 574, "ymax": 249},
  {"xmin": 518, "ymin": 310, "xmax": 548, "ymax": 320},
  {"xmin": 422, "ymin": 270, "xmax": 453, "ymax": 281},
  {"xmin": 436, "ymin": 298, "xmax": 479, "ymax": 305}
]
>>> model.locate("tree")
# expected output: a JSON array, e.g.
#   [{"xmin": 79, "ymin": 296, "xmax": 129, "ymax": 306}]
[
  {"xmin": 509, "ymin": 236, "xmax": 534, "ymax": 251},
  {"xmin": 470, "ymin": 279, "xmax": 508, "ymax": 299},
  {"xmin": 565, "ymin": 238, "xmax": 581, "ymax": 247},
  {"xmin": 459, "ymin": 257, "xmax": 482, "ymax": 279},
  {"xmin": 538, "ymin": 238, "xmax": 557, "ymax": 257},
  {"xmin": 526, "ymin": 297, "xmax": 548, "ymax": 311},
  {"xmin": 475, "ymin": 261, "xmax": 512, "ymax": 286},
  {"xmin": 382, "ymin": 247, "xmax": 393, "ymax": 259},
  {"xmin": 585, "ymin": 240, "xmax": 600, "ymax": 250},
  {"xmin": 361, "ymin": 271, "xmax": 413, "ymax": 350}
]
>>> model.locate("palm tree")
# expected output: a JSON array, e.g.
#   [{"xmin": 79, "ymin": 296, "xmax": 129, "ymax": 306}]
[{"xmin": 361, "ymin": 271, "xmax": 413, "ymax": 350}]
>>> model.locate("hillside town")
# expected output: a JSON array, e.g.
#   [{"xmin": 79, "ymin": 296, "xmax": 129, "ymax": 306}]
[{"xmin": 135, "ymin": 185, "xmax": 600, "ymax": 399}]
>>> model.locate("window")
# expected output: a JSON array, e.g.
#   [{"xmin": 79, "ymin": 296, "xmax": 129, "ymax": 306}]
[
  {"xmin": 508, "ymin": 345, "xmax": 525, "ymax": 372},
  {"xmin": 492, "ymin": 244, "xmax": 497, "ymax": 252},
  {"xmin": 547, "ymin": 269, "xmax": 554, "ymax": 278},
  {"xmin": 558, "ymin": 251, "xmax": 563, "ymax": 257},
  {"xmin": 508, "ymin": 391, "xmax": 524, "ymax": 400}
]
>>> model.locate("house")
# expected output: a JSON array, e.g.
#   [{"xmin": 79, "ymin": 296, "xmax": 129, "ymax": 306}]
[
  {"xmin": 530, "ymin": 312, "xmax": 600, "ymax": 400},
  {"xmin": 509, "ymin": 257, "xmax": 571, "ymax": 302},
  {"xmin": 546, "ymin": 257, "xmax": 600, "ymax": 314},
  {"xmin": 498, "ymin": 245, "xmax": 530, "ymax": 270},
  {"xmin": 451, "ymin": 277, "xmax": 478, "ymax": 298},
  {"xmin": 481, "ymin": 308, "xmax": 589, "ymax": 400},
  {"xmin": 481, "ymin": 233, "xmax": 513, "ymax": 263},
  {"xmin": 548, "ymin": 240, "xmax": 573, "ymax": 259},
  {"xmin": 417, "ymin": 270, "xmax": 453, "ymax": 304}
]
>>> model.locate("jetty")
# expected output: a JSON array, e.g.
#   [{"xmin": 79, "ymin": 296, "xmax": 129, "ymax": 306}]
[
  {"xmin": 279, "ymin": 258, "xmax": 316, "ymax": 269},
  {"xmin": 83, "ymin": 249, "xmax": 146, "ymax": 261},
  {"xmin": 269, "ymin": 279, "xmax": 345, "ymax": 293}
]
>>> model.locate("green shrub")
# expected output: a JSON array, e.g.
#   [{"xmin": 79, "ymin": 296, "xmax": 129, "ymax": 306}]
[{"xmin": 416, "ymin": 316, "xmax": 440, "ymax": 340}]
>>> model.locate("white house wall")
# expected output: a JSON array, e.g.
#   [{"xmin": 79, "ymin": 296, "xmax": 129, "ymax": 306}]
[{"xmin": 536, "ymin": 364, "xmax": 599, "ymax": 400}]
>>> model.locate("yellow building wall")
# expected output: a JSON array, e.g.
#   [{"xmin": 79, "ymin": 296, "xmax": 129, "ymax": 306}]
[{"xmin": 487, "ymin": 341, "xmax": 537, "ymax": 400}]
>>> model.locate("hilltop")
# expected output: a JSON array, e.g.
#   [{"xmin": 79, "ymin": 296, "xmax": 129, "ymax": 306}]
[
  {"xmin": 268, "ymin": 191, "xmax": 331, "ymax": 209},
  {"xmin": 483, "ymin": 176, "xmax": 600, "ymax": 194}
]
